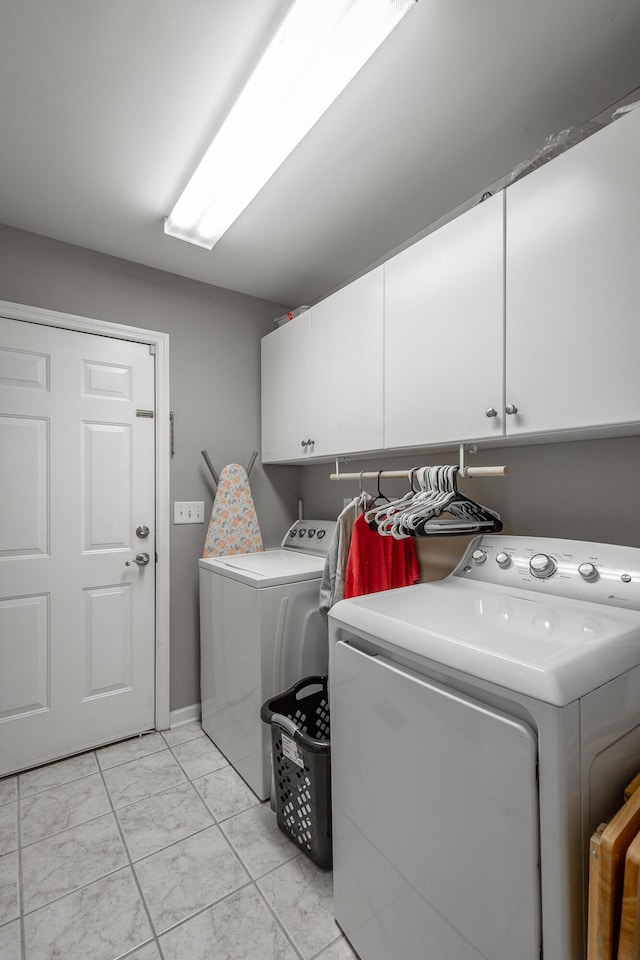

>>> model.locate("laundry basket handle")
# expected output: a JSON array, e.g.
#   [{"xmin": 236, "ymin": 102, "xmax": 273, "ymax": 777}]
[{"xmin": 269, "ymin": 713, "xmax": 300, "ymax": 738}]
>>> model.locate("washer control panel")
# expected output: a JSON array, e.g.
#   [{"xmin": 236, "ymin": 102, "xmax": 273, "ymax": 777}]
[
  {"xmin": 282, "ymin": 520, "xmax": 336, "ymax": 556},
  {"xmin": 454, "ymin": 535, "xmax": 640, "ymax": 610}
]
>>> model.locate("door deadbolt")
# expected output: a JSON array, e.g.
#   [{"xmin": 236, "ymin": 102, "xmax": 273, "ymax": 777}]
[{"xmin": 136, "ymin": 524, "xmax": 150, "ymax": 538}]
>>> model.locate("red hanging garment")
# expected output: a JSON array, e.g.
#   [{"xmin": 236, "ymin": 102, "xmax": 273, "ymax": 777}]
[{"xmin": 344, "ymin": 512, "xmax": 419, "ymax": 599}]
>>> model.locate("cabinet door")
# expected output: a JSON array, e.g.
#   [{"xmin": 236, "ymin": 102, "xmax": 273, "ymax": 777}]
[
  {"xmin": 308, "ymin": 267, "xmax": 384, "ymax": 457},
  {"xmin": 384, "ymin": 193, "xmax": 505, "ymax": 449},
  {"xmin": 506, "ymin": 108, "xmax": 640, "ymax": 436},
  {"xmin": 261, "ymin": 312, "xmax": 310, "ymax": 462}
]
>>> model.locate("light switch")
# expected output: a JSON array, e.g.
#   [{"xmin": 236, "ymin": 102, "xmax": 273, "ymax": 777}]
[{"xmin": 174, "ymin": 501, "xmax": 205, "ymax": 524}]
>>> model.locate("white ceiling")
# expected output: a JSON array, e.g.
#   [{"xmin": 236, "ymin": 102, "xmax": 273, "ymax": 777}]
[{"xmin": 1, "ymin": 0, "xmax": 640, "ymax": 307}]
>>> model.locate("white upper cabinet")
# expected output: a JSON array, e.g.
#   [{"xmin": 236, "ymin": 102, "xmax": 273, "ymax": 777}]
[
  {"xmin": 384, "ymin": 192, "xmax": 505, "ymax": 449},
  {"xmin": 261, "ymin": 309, "xmax": 310, "ymax": 463},
  {"xmin": 505, "ymin": 107, "xmax": 640, "ymax": 436},
  {"xmin": 262, "ymin": 108, "xmax": 640, "ymax": 461},
  {"xmin": 308, "ymin": 267, "xmax": 384, "ymax": 458},
  {"xmin": 261, "ymin": 268, "xmax": 384, "ymax": 462}
]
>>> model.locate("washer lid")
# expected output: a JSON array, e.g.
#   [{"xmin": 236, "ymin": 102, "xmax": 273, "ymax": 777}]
[
  {"xmin": 329, "ymin": 578, "xmax": 640, "ymax": 706},
  {"xmin": 199, "ymin": 549, "xmax": 325, "ymax": 587}
]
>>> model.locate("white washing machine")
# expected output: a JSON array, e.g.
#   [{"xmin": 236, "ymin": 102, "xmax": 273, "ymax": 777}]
[
  {"xmin": 199, "ymin": 519, "xmax": 335, "ymax": 800},
  {"xmin": 329, "ymin": 535, "xmax": 640, "ymax": 960}
]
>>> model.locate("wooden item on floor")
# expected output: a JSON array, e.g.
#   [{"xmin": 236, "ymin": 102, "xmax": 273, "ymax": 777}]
[
  {"xmin": 588, "ymin": 785, "xmax": 640, "ymax": 960},
  {"xmin": 618, "ymin": 830, "xmax": 640, "ymax": 960},
  {"xmin": 624, "ymin": 774, "xmax": 640, "ymax": 803}
]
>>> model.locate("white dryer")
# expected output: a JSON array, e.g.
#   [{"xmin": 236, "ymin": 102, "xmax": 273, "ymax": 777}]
[
  {"xmin": 329, "ymin": 535, "xmax": 640, "ymax": 960},
  {"xmin": 199, "ymin": 519, "xmax": 334, "ymax": 800}
]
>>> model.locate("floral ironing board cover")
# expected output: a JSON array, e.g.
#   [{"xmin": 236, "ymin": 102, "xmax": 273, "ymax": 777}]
[{"xmin": 202, "ymin": 463, "xmax": 264, "ymax": 557}]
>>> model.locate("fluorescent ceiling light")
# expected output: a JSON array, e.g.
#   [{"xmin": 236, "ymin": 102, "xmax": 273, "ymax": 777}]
[{"xmin": 164, "ymin": 0, "xmax": 416, "ymax": 249}]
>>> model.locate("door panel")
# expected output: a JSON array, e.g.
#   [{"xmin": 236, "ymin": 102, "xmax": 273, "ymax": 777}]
[
  {"xmin": 332, "ymin": 641, "xmax": 540, "ymax": 960},
  {"xmin": 0, "ymin": 415, "xmax": 48, "ymax": 557},
  {"xmin": 0, "ymin": 595, "xmax": 49, "ymax": 718},
  {"xmin": 0, "ymin": 316, "xmax": 156, "ymax": 775},
  {"xmin": 82, "ymin": 422, "xmax": 132, "ymax": 550}
]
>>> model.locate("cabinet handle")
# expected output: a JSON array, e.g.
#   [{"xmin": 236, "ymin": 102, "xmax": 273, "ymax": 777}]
[
  {"xmin": 505, "ymin": 404, "xmax": 518, "ymax": 415},
  {"xmin": 301, "ymin": 440, "xmax": 307, "ymax": 447},
  {"xmin": 301, "ymin": 438, "xmax": 314, "ymax": 448},
  {"xmin": 485, "ymin": 407, "xmax": 498, "ymax": 418}
]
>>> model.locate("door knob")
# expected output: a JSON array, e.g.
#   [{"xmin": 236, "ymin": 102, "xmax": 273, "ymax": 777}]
[{"xmin": 125, "ymin": 552, "xmax": 150, "ymax": 566}]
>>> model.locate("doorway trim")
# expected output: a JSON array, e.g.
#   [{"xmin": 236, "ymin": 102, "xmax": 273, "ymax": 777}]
[{"xmin": 0, "ymin": 299, "xmax": 171, "ymax": 730}]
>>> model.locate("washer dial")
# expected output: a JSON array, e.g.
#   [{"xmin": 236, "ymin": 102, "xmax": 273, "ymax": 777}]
[{"xmin": 530, "ymin": 553, "xmax": 556, "ymax": 579}]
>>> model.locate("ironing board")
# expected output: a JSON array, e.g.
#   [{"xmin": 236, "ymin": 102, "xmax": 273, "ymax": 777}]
[{"xmin": 202, "ymin": 463, "xmax": 263, "ymax": 557}]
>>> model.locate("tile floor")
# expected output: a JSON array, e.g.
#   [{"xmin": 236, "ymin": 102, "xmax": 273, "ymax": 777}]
[{"xmin": 0, "ymin": 723, "xmax": 359, "ymax": 960}]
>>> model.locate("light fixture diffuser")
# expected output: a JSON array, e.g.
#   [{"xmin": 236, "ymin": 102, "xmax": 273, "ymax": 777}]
[{"xmin": 164, "ymin": 0, "xmax": 416, "ymax": 249}]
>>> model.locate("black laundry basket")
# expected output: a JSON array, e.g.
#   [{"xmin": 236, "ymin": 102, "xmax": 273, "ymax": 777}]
[{"xmin": 260, "ymin": 675, "xmax": 332, "ymax": 870}]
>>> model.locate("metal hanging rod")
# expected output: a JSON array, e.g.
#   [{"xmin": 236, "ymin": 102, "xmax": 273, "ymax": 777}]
[
  {"xmin": 330, "ymin": 465, "xmax": 508, "ymax": 479},
  {"xmin": 331, "ymin": 445, "xmax": 508, "ymax": 481}
]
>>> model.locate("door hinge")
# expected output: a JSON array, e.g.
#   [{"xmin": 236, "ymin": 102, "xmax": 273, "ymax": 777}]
[
  {"xmin": 170, "ymin": 411, "xmax": 175, "ymax": 456},
  {"xmin": 136, "ymin": 409, "xmax": 154, "ymax": 418},
  {"xmin": 149, "ymin": 343, "xmax": 157, "ymax": 355}
]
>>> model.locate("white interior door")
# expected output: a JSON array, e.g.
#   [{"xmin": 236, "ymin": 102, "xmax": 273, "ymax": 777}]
[{"xmin": 0, "ymin": 316, "xmax": 156, "ymax": 775}]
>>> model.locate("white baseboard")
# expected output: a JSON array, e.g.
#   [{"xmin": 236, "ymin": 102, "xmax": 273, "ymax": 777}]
[{"xmin": 168, "ymin": 703, "xmax": 201, "ymax": 728}]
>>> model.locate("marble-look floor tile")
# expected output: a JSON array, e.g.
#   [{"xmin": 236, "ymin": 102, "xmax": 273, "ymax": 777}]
[
  {"xmin": 0, "ymin": 777, "xmax": 17, "ymax": 807},
  {"xmin": 159, "ymin": 884, "xmax": 298, "ymax": 960},
  {"xmin": 20, "ymin": 773, "xmax": 110, "ymax": 846},
  {"xmin": 134, "ymin": 825, "xmax": 248, "ymax": 934},
  {"xmin": 0, "ymin": 803, "xmax": 17, "ymax": 855},
  {"xmin": 0, "ymin": 851, "xmax": 19, "ymax": 925},
  {"xmin": 316, "ymin": 936, "xmax": 361, "ymax": 959},
  {"xmin": 24, "ymin": 867, "xmax": 152, "ymax": 960},
  {"xmin": 96, "ymin": 732, "xmax": 166, "ymax": 770},
  {"xmin": 117, "ymin": 781, "xmax": 214, "ymax": 861},
  {"xmin": 193, "ymin": 765, "xmax": 260, "ymax": 822},
  {"xmin": 0, "ymin": 918, "xmax": 21, "ymax": 960},
  {"xmin": 22, "ymin": 812, "xmax": 127, "ymax": 912},
  {"xmin": 258, "ymin": 854, "xmax": 338, "ymax": 960},
  {"xmin": 19, "ymin": 752, "xmax": 98, "ymax": 797},
  {"xmin": 220, "ymin": 803, "xmax": 298, "ymax": 878},
  {"xmin": 170, "ymin": 736, "xmax": 228, "ymax": 780},
  {"xmin": 161, "ymin": 722, "xmax": 205, "ymax": 748},
  {"xmin": 102, "ymin": 749, "xmax": 186, "ymax": 808}
]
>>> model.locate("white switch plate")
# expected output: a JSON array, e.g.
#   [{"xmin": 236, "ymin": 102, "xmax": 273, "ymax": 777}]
[{"xmin": 174, "ymin": 501, "xmax": 205, "ymax": 524}]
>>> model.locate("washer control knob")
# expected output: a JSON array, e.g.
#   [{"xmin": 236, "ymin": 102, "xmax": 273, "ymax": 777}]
[
  {"xmin": 317, "ymin": 529, "xmax": 326, "ymax": 540},
  {"xmin": 530, "ymin": 553, "xmax": 556, "ymax": 579},
  {"xmin": 578, "ymin": 562, "xmax": 599, "ymax": 582},
  {"xmin": 496, "ymin": 552, "xmax": 511, "ymax": 569},
  {"xmin": 472, "ymin": 549, "xmax": 487, "ymax": 565},
  {"xmin": 621, "ymin": 574, "xmax": 632, "ymax": 584}
]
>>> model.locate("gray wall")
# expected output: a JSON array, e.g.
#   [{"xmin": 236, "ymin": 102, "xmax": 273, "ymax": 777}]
[
  {"xmin": 300, "ymin": 435, "xmax": 640, "ymax": 577},
  {"xmin": 0, "ymin": 223, "xmax": 301, "ymax": 713}
]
